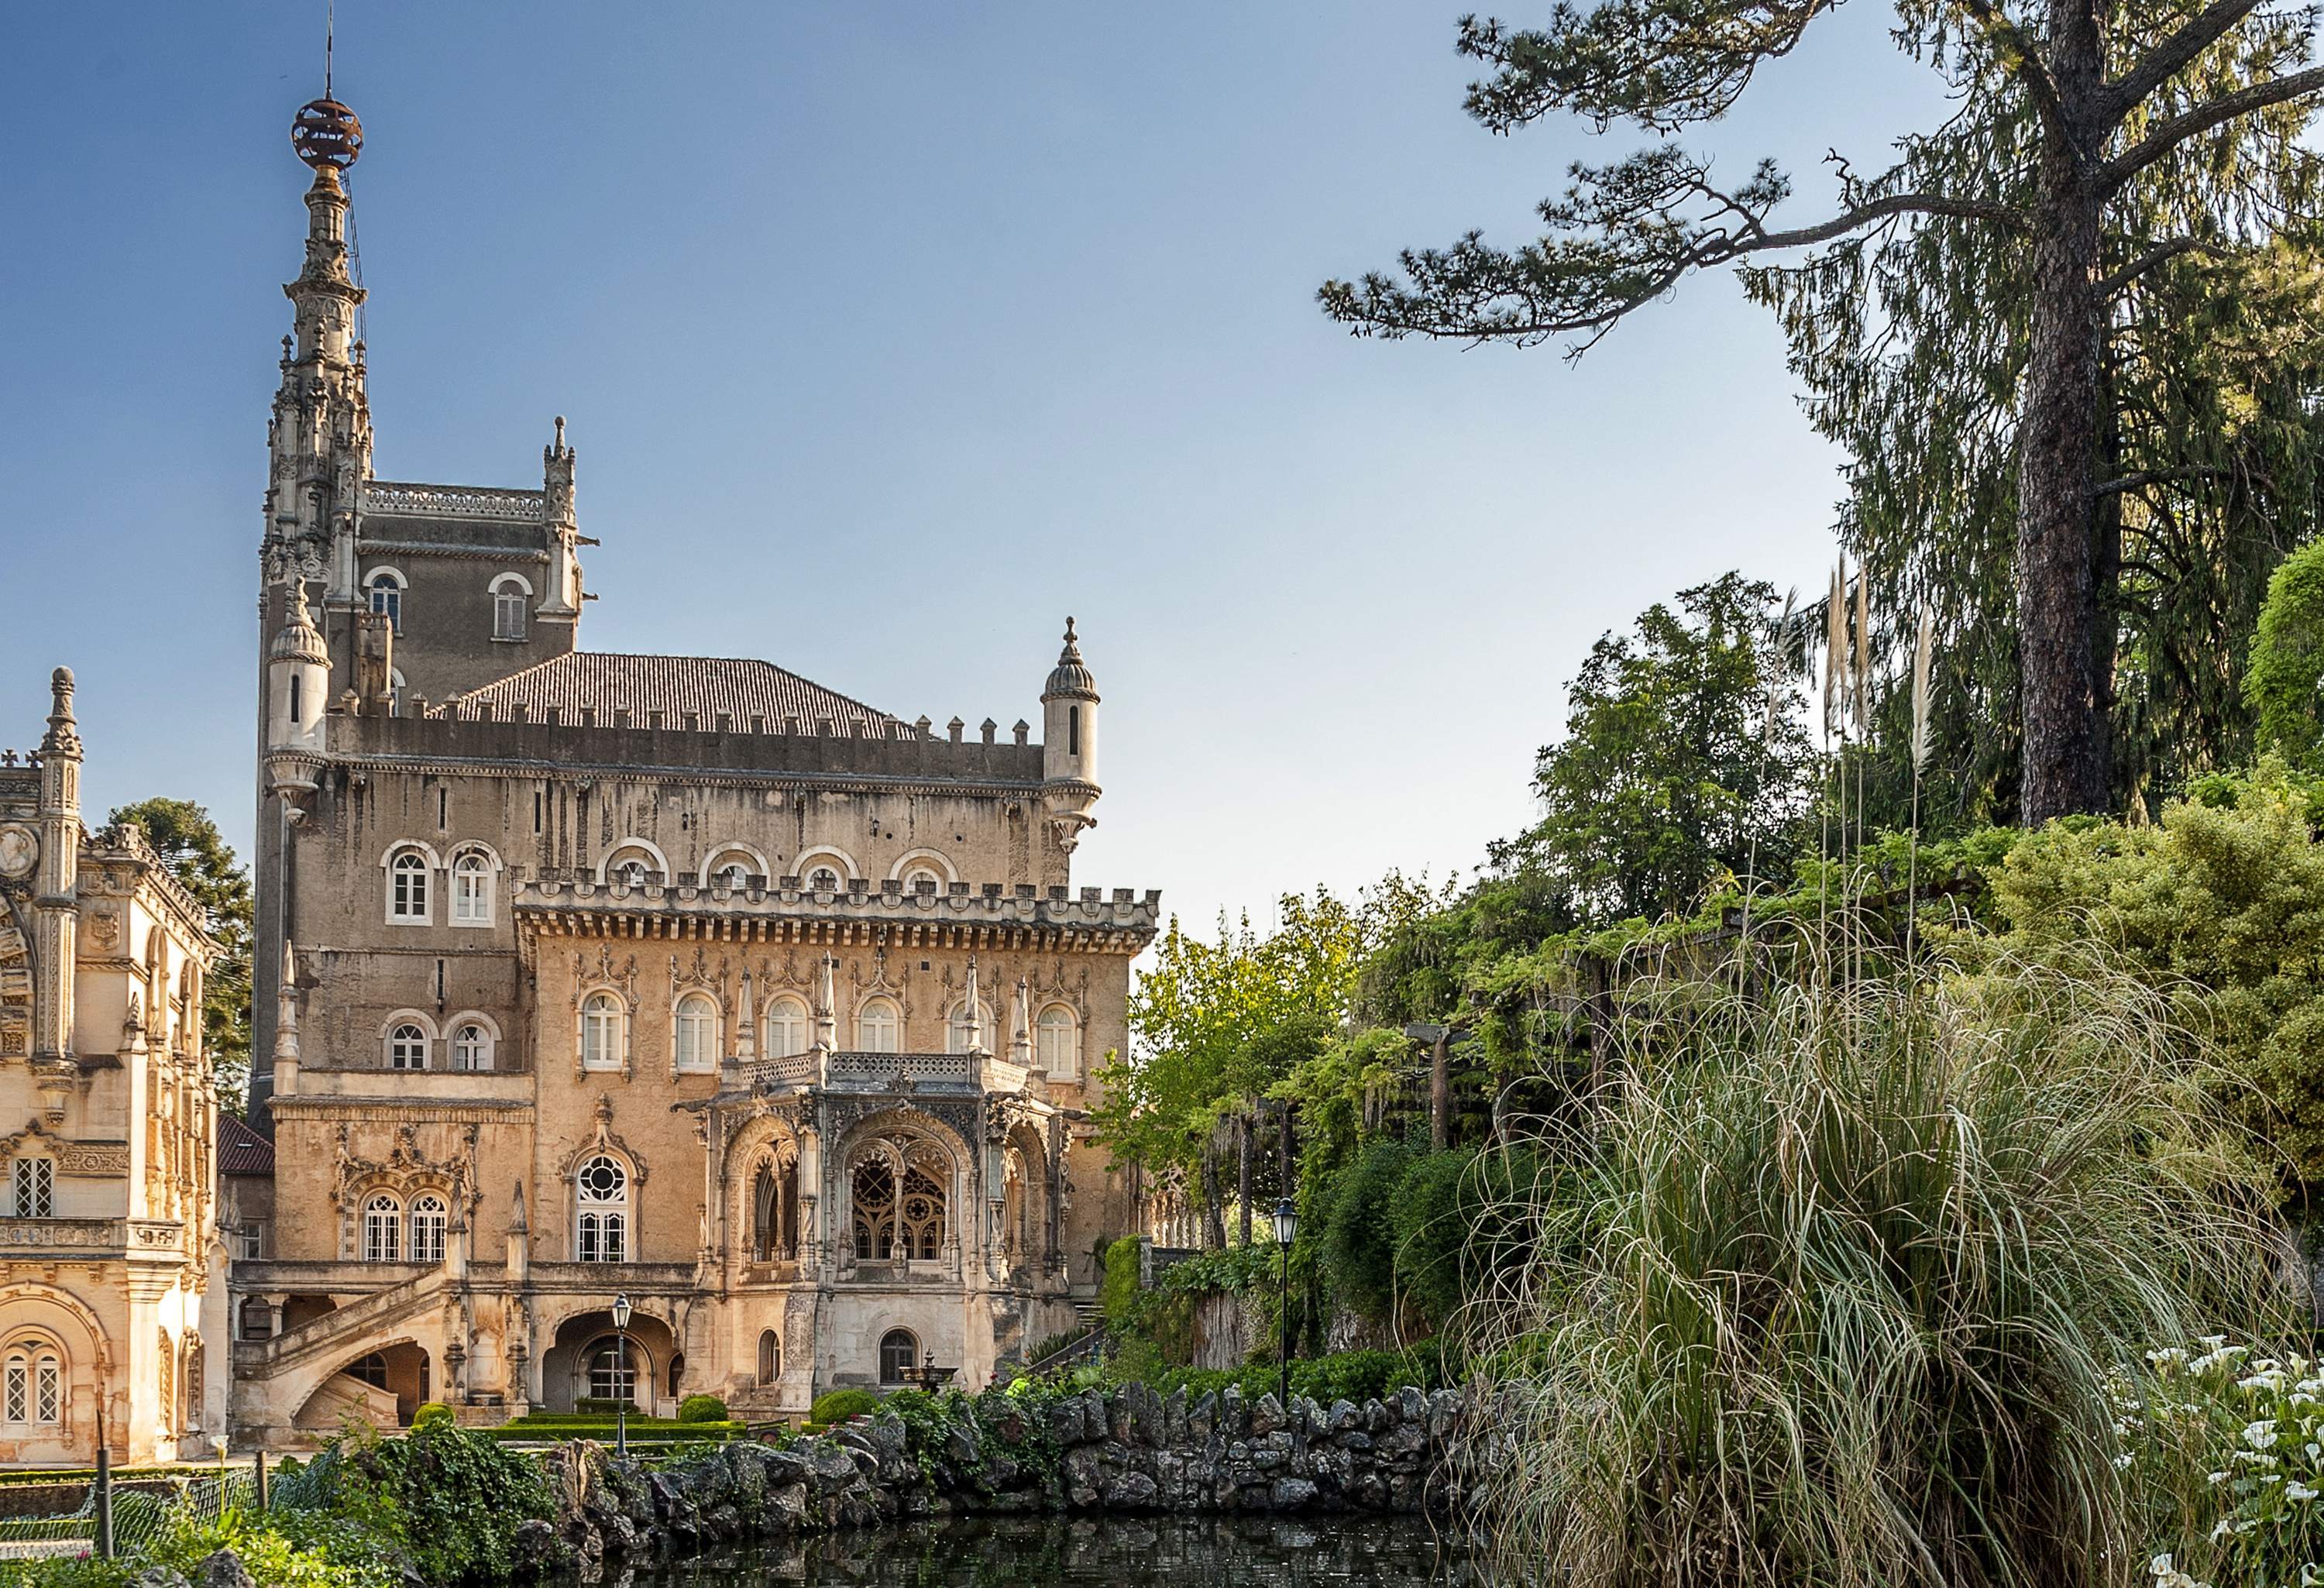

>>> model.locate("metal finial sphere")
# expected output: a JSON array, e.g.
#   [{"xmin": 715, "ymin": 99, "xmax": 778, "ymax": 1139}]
[{"xmin": 290, "ymin": 98, "xmax": 363, "ymax": 171}]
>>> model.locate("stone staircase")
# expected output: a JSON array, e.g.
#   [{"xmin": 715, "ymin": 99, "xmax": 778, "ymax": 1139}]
[{"xmin": 232, "ymin": 1270, "xmax": 445, "ymax": 1381}]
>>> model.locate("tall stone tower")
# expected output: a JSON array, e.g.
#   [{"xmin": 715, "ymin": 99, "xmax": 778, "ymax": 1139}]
[{"xmin": 250, "ymin": 91, "xmax": 370, "ymax": 1129}]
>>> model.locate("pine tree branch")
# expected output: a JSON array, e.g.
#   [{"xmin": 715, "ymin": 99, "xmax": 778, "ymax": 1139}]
[
  {"xmin": 2101, "ymin": 64, "xmax": 2324, "ymax": 191},
  {"xmin": 1949, "ymin": 0, "xmax": 2068, "ymax": 138},
  {"xmin": 2091, "ymin": 466, "xmax": 2234, "ymax": 496},
  {"xmin": 2098, "ymin": 237, "xmax": 2236, "ymax": 294},
  {"xmin": 2102, "ymin": 0, "xmax": 2267, "ymax": 123}
]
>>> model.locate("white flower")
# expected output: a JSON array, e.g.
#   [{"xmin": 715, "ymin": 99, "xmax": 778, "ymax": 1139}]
[
  {"xmin": 2245, "ymin": 1419, "xmax": 2282, "ymax": 1450},
  {"xmin": 2289, "ymin": 1480, "xmax": 2319, "ymax": 1501}
]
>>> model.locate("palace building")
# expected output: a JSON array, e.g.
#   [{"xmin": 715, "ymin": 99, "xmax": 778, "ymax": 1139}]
[
  {"xmin": 228, "ymin": 93, "xmax": 1157, "ymax": 1445},
  {"xmin": 0, "ymin": 671, "xmax": 229, "ymax": 1465}
]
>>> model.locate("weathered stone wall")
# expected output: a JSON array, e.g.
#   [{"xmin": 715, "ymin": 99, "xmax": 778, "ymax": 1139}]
[{"xmin": 540, "ymin": 1383, "xmax": 1470, "ymax": 1574}]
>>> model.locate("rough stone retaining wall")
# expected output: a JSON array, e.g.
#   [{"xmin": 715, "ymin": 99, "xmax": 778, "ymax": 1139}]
[{"xmin": 536, "ymin": 1382, "xmax": 1470, "ymax": 1575}]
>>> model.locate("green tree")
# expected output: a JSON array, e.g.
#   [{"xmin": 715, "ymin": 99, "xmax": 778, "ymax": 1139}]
[
  {"xmin": 2246, "ymin": 534, "xmax": 2324, "ymax": 768},
  {"xmin": 1508, "ymin": 573, "xmax": 1813, "ymax": 928},
  {"xmin": 109, "ymin": 798, "xmax": 253, "ymax": 1108},
  {"xmin": 1322, "ymin": 1, "xmax": 2324, "ymax": 823}
]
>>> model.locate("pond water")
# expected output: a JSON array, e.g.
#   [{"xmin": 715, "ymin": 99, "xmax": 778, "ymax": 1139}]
[{"xmin": 588, "ymin": 1514, "xmax": 1508, "ymax": 1586}]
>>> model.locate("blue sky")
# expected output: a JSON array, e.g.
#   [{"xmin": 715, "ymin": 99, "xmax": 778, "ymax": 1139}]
[{"xmin": 0, "ymin": 3, "xmax": 1948, "ymax": 935}]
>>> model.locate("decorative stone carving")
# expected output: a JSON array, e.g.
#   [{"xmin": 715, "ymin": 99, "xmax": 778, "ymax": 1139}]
[{"xmin": 0, "ymin": 827, "xmax": 35, "ymax": 881}]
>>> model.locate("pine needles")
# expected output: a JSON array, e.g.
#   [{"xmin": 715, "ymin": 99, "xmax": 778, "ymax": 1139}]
[{"xmin": 1455, "ymin": 942, "xmax": 2288, "ymax": 1588}]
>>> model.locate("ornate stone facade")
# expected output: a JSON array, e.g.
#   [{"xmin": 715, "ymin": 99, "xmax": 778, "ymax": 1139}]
[
  {"xmin": 0, "ymin": 672, "xmax": 227, "ymax": 1465},
  {"xmin": 229, "ymin": 97, "xmax": 1156, "ymax": 1446}
]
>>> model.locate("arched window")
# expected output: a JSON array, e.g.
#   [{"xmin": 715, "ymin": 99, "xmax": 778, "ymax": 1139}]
[
  {"xmin": 581, "ymin": 993, "xmax": 624, "ymax": 1072},
  {"xmin": 855, "ymin": 999, "xmax": 899, "ymax": 1054},
  {"xmin": 366, "ymin": 571, "xmax": 403, "ymax": 631},
  {"xmin": 674, "ymin": 993, "xmax": 717, "ymax": 1074},
  {"xmin": 902, "ymin": 867, "xmax": 943, "ymax": 895},
  {"xmin": 363, "ymin": 1194, "xmax": 403, "ymax": 1263},
  {"xmin": 751, "ymin": 1157, "xmax": 796, "ymax": 1261},
  {"xmin": 388, "ymin": 851, "xmax": 430, "ymax": 923},
  {"xmin": 588, "ymin": 1337, "xmax": 641, "ymax": 1404},
  {"xmin": 713, "ymin": 862, "xmax": 749, "ymax": 891},
  {"xmin": 408, "ymin": 1195, "xmax": 448, "ymax": 1265},
  {"xmin": 491, "ymin": 576, "xmax": 529, "ymax": 641},
  {"xmin": 387, "ymin": 1023, "xmax": 428, "ymax": 1071},
  {"xmin": 809, "ymin": 867, "xmax": 841, "ymax": 894},
  {"xmin": 1036, "ymin": 1005, "xmax": 1079, "ymax": 1078},
  {"xmin": 0, "ymin": 1347, "xmax": 54, "ymax": 1425},
  {"xmin": 880, "ymin": 1329, "xmax": 919, "ymax": 1385},
  {"xmin": 849, "ymin": 1138, "xmax": 947, "ymax": 1263},
  {"xmin": 614, "ymin": 859, "xmax": 648, "ymax": 887},
  {"xmin": 451, "ymin": 1022, "xmax": 491, "ymax": 1072},
  {"xmin": 758, "ymin": 1329, "xmax": 781, "ymax": 1385},
  {"xmin": 946, "ymin": 1001, "xmax": 989, "ymax": 1055},
  {"xmin": 766, "ymin": 996, "xmax": 809, "ymax": 1058},
  {"xmin": 450, "ymin": 851, "xmax": 494, "ymax": 926},
  {"xmin": 3, "ymin": 1356, "xmax": 24, "ymax": 1423},
  {"xmin": 575, "ymin": 1154, "xmax": 629, "ymax": 1263},
  {"xmin": 12, "ymin": 1157, "xmax": 52, "ymax": 1218}
]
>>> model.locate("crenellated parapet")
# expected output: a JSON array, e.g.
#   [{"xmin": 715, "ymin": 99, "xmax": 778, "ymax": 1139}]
[{"xmin": 513, "ymin": 879, "xmax": 1161, "ymax": 953}]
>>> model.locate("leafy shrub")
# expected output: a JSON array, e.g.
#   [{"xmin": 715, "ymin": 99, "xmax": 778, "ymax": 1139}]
[
  {"xmin": 2128, "ymin": 1340, "xmax": 2324, "ymax": 1586},
  {"xmin": 1319, "ymin": 1139, "xmax": 1410, "ymax": 1322},
  {"xmin": 573, "ymin": 1397, "xmax": 633, "ymax": 1415},
  {"xmin": 675, "ymin": 1394, "xmax": 729, "ymax": 1424},
  {"xmin": 809, "ymin": 1388, "xmax": 880, "ymax": 1426},
  {"xmin": 1469, "ymin": 944, "xmax": 2284, "ymax": 1588},
  {"xmin": 2248, "ymin": 538, "xmax": 2324, "ymax": 768},
  {"xmin": 1101, "ymin": 1236, "xmax": 1143, "ymax": 1324},
  {"xmin": 410, "ymin": 1401, "xmax": 455, "ymax": 1430}
]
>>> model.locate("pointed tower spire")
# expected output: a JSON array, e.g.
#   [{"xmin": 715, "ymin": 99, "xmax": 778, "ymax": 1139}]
[
  {"xmin": 964, "ymin": 956, "xmax": 986, "ymax": 1056},
  {"xmin": 1011, "ymin": 978, "xmax": 1033, "ymax": 1070}
]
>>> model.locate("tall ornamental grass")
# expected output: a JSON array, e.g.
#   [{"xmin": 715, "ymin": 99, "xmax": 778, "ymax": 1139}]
[{"xmin": 1463, "ymin": 943, "xmax": 2289, "ymax": 1588}]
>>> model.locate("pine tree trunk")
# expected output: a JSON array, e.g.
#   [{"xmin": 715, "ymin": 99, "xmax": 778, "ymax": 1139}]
[{"xmin": 2016, "ymin": 1, "xmax": 2111, "ymax": 821}]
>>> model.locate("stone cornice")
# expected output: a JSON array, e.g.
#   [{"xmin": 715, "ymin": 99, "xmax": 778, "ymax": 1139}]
[
  {"xmin": 267, "ymin": 1098, "xmax": 534, "ymax": 1122},
  {"xmin": 325, "ymin": 752, "xmax": 1042, "ymax": 802},
  {"xmin": 513, "ymin": 881, "xmax": 1160, "ymax": 956}
]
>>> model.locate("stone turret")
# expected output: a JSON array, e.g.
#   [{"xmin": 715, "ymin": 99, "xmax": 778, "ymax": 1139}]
[
  {"xmin": 265, "ymin": 583, "xmax": 329, "ymax": 791},
  {"xmin": 31, "ymin": 669, "xmax": 80, "ymax": 1084},
  {"xmin": 1040, "ymin": 618, "xmax": 1101, "ymax": 854},
  {"xmin": 538, "ymin": 416, "xmax": 583, "ymax": 625}
]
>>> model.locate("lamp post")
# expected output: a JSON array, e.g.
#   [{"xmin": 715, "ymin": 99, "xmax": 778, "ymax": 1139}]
[
  {"xmin": 1270, "ymin": 1197, "xmax": 1298, "ymax": 1412},
  {"xmin": 610, "ymin": 1293, "xmax": 633, "ymax": 1459}
]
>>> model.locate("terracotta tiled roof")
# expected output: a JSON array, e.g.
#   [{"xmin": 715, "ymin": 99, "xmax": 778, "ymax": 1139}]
[
  {"xmin": 218, "ymin": 1113, "xmax": 275, "ymax": 1177},
  {"xmin": 441, "ymin": 652, "xmax": 899, "ymax": 730}
]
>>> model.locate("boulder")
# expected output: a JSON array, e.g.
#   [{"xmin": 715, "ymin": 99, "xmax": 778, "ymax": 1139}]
[
  {"xmin": 1046, "ymin": 1394, "xmax": 1087, "ymax": 1447},
  {"xmin": 195, "ymin": 1552, "xmax": 255, "ymax": 1588},
  {"xmin": 1270, "ymin": 1476, "xmax": 1320, "ymax": 1511}
]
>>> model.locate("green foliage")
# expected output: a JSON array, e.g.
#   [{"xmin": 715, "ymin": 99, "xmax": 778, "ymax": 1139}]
[
  {"xmin": 2248, "ymin": 538, "xmax": 2324, "ymax": 770},
  {"xmin": 1987, "ymin": 758, "xmax": 2324, "ymax": 1187},
  {"xmin": 1470, "ymin": 940, "xmax": 2284, "ymax": 1587},
  {"xmin": 410, "ymin": 1401, "xmax": 454, "ymax": 1430},
  {"xmin": 1511, "ymin": 573, "xmax": 1815, "ymax": 928},
  {"xmin": 2130, "ymin": 1340, "xmax": 2324, "ymax": 1585},
  {"xmin": 1100, "ymin": 1236, "xmax": 1144, "ymax": 1325},
  {"xmin": 291, "ymin": 1421, "xmax": 555, "ymax": 1584},
  {"xmin": 108, "ymin": 798, "xmax": 254, "ymax": 1108},
  {"xmin": 1128, "ymin": 1345, "xmax": 1453, "ymax": 1407},
  {"xmin": 675, "ymin": 1393, "xmax": 729, "ymax": 1424},
  {"xmin": 1318, "ymin": 1139, "xmax": 1411, "ymax": 1322},
  {"xmin": 808, "ymin": 1389, "xmax": 881, "ymax": 1427}
]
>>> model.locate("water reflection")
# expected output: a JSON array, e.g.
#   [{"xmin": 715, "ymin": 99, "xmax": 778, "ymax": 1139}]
[{"xmin": 590, "ymin": 1514, "xmax": 1505, "ymax": 1586}]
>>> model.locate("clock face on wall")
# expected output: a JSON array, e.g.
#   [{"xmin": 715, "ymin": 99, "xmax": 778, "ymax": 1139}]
[{"xmin": 0, "ymin": 827, "xmax": 35, "ymax": 881}]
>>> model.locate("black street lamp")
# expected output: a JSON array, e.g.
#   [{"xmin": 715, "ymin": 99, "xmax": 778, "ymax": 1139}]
[
  {"xmin": 610, "ymin": 1293, "xmax": 633, "ymax": 1458},
  {"xmin": 1271, "ymin": 1197, "xmax": 1298, "ymax": 1412}
]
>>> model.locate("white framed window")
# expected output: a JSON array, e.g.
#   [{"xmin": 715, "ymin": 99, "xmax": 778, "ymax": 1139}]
[
  {"xmin": 366, "ymin": 572, "xmax": 404, "ymax": 631},
  {"xmin": 3, "ymin": 1357, "xmax": 24, "ymax": 1424},
  {"xmin": 809, "ymin": 867, "xmax": 840, "ymax": 893},
  {"xmin": 946, "ymin": 1001, "xmax": 989, "ymax": 1055},
  {"xmin": 363, "ymin": 1194, "xmax": 403, "ymax": 1263},
  {"xmin": 387, "ymin": 1023, "xmax": 428, "ymax": 1071},
  {"xmin": 388, "ymin": 850, "xmax": 430, "ymax": 923},
  {"xmin": 713, "ymin": 862, "xmax": 749, "ymax": 891},
  {"xmin": 490, "ymin": 575, "xmax": 530, "ymax": 641},
  {"xmin": 11, "ymin": 1157, "xmax": 52, "ymax": 1219},
  {"xmin": 1037, "ymin": 1005, "xmax": 1080, "ymax": 1078},
  {"xmin": 451, "ymin": 851, "xmax": 494, "ymax": 926},
  {"xmin": 575, "ymin": 1154, "xmax": 629, "ymax": 1263},
  {"xmin": 674, "ymin": 992, "xmax": 717, "ymax": 1074},
  {"xmin": 856, "ymin": 998, "xmax": 899, "ymax": 1054},
  {"xmin": 33, "ymin": 1356, "xmax": 59, "ymax": 1425},
  {"xmin": 589, "ymin": 1338, "xmax": 640, "ymax": 1403},
  {"xmin": 408, "ymin": 1195, "xmax": 447, "ymax": 1265},
  {"xmin": 581, "ymin": 992, "xmax": 624, "ymax": 1072},
  {"xmin": 451, "ymin": 1022, "xmax": 491, "ymax": 1072},
  {"xmin": 902, "ymin": 867, "xmax": 943, "ymax": 894},
  {"xmin": 766, "ymin": 996, "xmax": 809, "ymax": 1058}
]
